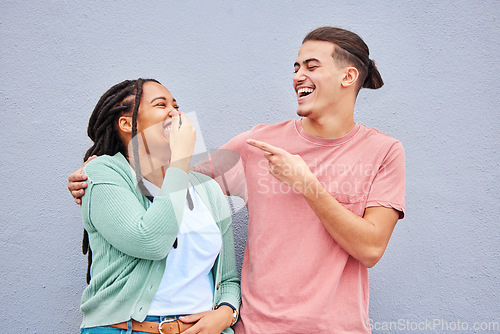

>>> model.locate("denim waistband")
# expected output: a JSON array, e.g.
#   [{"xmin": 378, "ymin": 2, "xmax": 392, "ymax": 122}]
[{"xmin": 144, "ymin": 314, "xmax": 187, "ymax": 322}]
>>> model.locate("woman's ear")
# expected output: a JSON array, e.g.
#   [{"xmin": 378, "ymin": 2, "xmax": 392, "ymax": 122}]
[
  {"xmin": 341, "ymin": 67, "xmax": 359, "ymax": 88},
  {"xmin": 118, "ymin": 115, "xmax": 133, "ymax": 133}
]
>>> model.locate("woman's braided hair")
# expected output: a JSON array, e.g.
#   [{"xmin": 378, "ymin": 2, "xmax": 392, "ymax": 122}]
[{"xmin": 82, "ymin": 78, "xmax": 159, "ymax": 284}]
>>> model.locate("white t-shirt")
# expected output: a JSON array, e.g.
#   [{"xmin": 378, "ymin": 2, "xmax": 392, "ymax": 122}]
[{"xmin": 143, "ymin": 179, "xmax": 222, "ymax": 316}]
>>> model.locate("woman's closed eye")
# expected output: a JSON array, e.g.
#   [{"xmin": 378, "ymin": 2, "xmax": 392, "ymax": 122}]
[{"xmin": 154, "ymin": 102, "xmax": 179, "ymax": 110}]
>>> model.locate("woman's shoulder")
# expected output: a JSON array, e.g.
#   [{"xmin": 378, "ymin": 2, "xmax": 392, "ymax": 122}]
[
  {"xmin": 188, "ymin": 171, "xmax": 228, "ymax": 211},
  {"xmin": 190, "ymin": 171, "xmax": 232, "ymax": 228},
  {"xmin": 84, "ymin": 153, "xmax": 132, "ymax": 184},
  {"xmin": 189, "ymin": 170, "xmax": 212, "ymax": 182},
  {"xmin": 189, "ymin": 171, "xmax": 221, "ymax": 194}
]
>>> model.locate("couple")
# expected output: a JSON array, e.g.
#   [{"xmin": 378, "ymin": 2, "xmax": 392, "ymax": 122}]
[{"xmin": 69, "ymin": 27, "xmax": 405, "ymax": 334}]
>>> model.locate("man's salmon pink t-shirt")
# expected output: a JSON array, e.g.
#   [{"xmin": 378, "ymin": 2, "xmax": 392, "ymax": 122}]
[{"xmin": 199, "ymin": 119, "xmax": 405, "ymax": 333}]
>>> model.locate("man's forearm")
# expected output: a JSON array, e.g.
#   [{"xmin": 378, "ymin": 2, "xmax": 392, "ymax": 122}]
[
  {"xmin": 301, "ymin": 176, "xmax": 398, "ymax": 268},
  {"xmin": 245, "ymin": 138, "xmax": 400, "ymax": 267}
]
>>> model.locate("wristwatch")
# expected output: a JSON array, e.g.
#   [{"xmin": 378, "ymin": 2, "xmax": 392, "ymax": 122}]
[
  {"xmin": 230, "ymin": 307, "xmax": 238, "ymax": 326},
  {"xmin": 217, "ymin": 303, "xmax": 238, "ymax": 326}
]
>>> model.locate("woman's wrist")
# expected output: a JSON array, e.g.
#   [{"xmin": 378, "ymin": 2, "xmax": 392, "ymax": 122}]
[{"xmin": 215, "ymin": 304, "xmax": 235, "ymax": 328}]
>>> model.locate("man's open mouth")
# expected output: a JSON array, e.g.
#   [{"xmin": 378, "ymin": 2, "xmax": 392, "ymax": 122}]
[{"xmin": 297, "ymin": 87, "xmax": 314, "ymax": 98}]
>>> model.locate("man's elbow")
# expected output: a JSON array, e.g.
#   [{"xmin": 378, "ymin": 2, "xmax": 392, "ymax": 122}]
[{"xmin": 359, "ymin": 247, "xmax": 386, "ymax": 268}]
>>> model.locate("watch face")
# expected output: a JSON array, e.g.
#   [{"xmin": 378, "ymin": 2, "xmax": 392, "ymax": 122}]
[{"xmin": 231, "ymin": 310, "xmax": 238, "ymax": 326}]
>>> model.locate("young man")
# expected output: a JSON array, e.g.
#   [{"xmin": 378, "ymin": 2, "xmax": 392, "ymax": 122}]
[{"xmin": 69, "ymin": 27, "xmax": 405, "ymax": 333}]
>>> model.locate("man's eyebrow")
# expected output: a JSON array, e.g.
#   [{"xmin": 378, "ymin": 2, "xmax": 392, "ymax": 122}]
[{"xmin": 294, "ymin": 58, "xmax": 321, "ymax": 67}]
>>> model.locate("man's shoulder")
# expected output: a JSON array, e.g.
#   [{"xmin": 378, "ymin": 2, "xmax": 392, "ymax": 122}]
[
  {"xmin": 241, "ymin": 120, "xmax": 295, "ymax": 143},
  {"xmin": 249, "ymin": 119, "xmax": 295, "ymax": 134},
  {"xmin": 222, "ymin": 119, "xmax": 295, "ymax": 150},
  {"xmin": 358, "ymin": 124, "xmax": 403, "ymax": 147}
]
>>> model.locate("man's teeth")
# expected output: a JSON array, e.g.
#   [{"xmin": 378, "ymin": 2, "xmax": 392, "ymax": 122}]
[{"xmin": 298, "ymin": 87, "xmax": 314, "ymax": 96}]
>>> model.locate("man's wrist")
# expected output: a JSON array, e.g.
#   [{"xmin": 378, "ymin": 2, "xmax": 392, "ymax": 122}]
[{"xmin": 298, "ymin": 172, "xmax": 323, "ymax": 197}]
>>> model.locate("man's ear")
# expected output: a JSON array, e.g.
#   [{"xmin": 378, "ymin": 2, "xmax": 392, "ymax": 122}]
[
  {"xmin": 341, "ymin": 67, "xmax": 359, "ymax": 88},
  {"xmin": 118, "ymin": 115, "xmax": 133, "ymax": 133}
]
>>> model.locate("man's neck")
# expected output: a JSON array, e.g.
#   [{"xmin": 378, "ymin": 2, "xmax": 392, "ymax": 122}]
[
  {"xmin": 300, "ymin": 93, "xmax": 357, "ymax": 138},
  {"xmin": 301, "ymin": 112, "xmax": 355, "ymax": 139}
]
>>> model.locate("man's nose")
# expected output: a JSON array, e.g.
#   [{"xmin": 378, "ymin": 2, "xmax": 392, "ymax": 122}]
[{"xmin": 293, "ymin": 69, "xmax": 305, "ymax": 83}]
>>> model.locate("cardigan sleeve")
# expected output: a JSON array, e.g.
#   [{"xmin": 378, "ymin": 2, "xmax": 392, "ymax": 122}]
[
  {"xmin": 82, "ymin": 156, "xmax": 189, "ymax": 260},
  {"xmin": 216, "ymin": 207, "xmax": 241, "ymax": 315}
]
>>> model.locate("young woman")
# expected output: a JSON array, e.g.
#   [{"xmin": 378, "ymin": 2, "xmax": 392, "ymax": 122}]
[{"xmin": 79, "ymin": 79, "xmax": 239, "ymax": 334}]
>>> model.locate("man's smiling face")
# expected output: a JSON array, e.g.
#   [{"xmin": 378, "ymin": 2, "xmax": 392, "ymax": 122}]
[{"xmin": 293, "ymin": 40, "xmax": 346, "ymax": 119}]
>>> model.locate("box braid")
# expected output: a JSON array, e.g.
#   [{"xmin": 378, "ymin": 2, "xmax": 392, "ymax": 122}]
[{"xmin": 82, "ymin": 78, "xmax": 159, "ymax": 284}]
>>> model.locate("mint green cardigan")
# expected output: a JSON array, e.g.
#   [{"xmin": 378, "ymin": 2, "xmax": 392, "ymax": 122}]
[{"xmin": 80, "ymin": 153, "xmax": 240, "ymax": 332}]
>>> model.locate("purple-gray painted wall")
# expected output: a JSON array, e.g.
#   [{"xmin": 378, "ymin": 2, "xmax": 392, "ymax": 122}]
[{"xmin": 1, "ymin": 1, "xmax": 498, "ymax": 333}]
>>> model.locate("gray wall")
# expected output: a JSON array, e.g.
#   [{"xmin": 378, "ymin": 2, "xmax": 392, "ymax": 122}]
[{"xmin": 1, "ymin": 1, "xmax": 498, "ymax": 333}]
